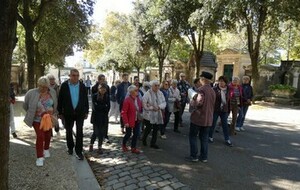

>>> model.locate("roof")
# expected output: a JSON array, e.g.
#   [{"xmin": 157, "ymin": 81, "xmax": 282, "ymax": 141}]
[{"xmin": 199, "ymin": 52, "xmax": 217, "ymax": 68}]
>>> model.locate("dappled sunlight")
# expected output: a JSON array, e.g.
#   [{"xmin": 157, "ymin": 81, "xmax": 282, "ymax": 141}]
[
  {"xmin": 270, "ymin": 179, "xmax": 300, "ymax": 189},
  {"xmin": 10, "ymin": 138, "xmax": 31, "ymax": 146},
  {"xmin": 253, "ymin": 155, "xmax": 300, "ymax": 166}
]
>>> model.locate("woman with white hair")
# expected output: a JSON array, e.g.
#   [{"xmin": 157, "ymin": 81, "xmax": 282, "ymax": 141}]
[
  {"xmin": 142, "ymin": 80, "xmax": 166, "ymax": 149},
  {"xmin": 23, "ymin": 76, "xmax": 57, "ymax": 166},
  {"xmin": 121, "ymin": 85, "xmax": 143, "ymax": 154},
  {"xmin": 228, "ymin": 76, "xmax": 243, "ymax": 135},
  {"xmin": 168, "ymin": 79, "xmax": 181, "ymax": 133}
]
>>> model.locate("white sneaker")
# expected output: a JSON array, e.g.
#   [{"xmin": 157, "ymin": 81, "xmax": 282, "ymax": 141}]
[
  {"xmin": 44, "ymin": 149, "xmax": 50, "ymax": 158},
  {"xmin": 161, "ymin": 135, "xmax": 167, "ymax": 139},
  {"xmin": 235, "ymin": 127, "xmax": 240, "ymax": 132},
  {"xmin": 209, "ymin": 137, "xmax": 214, "ymax": 143},
  {"xmin": 36, "ymin": 158, "xmax": 44, "ymax": 167},
  {"xmin": 240, "ymin": 127, "xmax": 246, "ymax": 131}
]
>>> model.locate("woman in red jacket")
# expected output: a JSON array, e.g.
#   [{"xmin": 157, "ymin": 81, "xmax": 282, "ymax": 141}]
[{"xmin": 121, "ymin": 85, "xmax": 143, "ymax": 154}]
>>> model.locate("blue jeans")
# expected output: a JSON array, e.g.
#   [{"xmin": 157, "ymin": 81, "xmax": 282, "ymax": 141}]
[
  {"xmin": 123, "ymin": 122, "xmax": 140, "ymax": 148},
  {"xmin": 209, "ymin": 112, "xmax": 230, "ymax": 141},
  {"xmin": 236, "ymin": 105, "xmax": 249, "ymax": 128},
  {"xmin": 189, "ymin": 123, "xmax": 210, "ymax": 160}
]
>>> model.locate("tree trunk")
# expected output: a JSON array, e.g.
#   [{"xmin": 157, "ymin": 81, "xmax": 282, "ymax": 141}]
[
  {"xmin": 25, "ymin": 26, "xmax": 36, "ymax": 89},
  {"xmin": 158, "ymin": 57, "xmax": 163, "ymax": 83},
  {"xmin": 195, "ymin": 51, "xmax": 202, "ymax": 77},
  {"xmin": 137, "ymin": 67, "xmax": 140, "ymax": 79},
  {"xmin": 0, "ymin": 0, "xmax": 18, "ymax": 189}
]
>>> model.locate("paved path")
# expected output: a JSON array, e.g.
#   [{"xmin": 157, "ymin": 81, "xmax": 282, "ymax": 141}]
[{"xmin": 84, "ymin": 102, "xmax": 300, "ymax": 190}]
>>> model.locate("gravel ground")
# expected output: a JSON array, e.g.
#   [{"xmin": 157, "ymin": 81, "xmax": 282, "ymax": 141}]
[{"xmin": 9, "ymin": 100, "xmax": 79, "ymax": 190}]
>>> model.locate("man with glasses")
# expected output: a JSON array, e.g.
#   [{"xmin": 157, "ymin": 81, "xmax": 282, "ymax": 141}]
[
  {"xmin": 58, "ymin": 69, "xmax": 89, "ymax": 160},
  {"xmin": 177, "ymin": 73, "xmax": 191, "ymax": 127}
]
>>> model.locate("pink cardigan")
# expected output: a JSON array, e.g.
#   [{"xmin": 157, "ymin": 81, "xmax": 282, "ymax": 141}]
[{"xmin": 121, "ymin": 95, "xmax": 142, "ymax": 128}]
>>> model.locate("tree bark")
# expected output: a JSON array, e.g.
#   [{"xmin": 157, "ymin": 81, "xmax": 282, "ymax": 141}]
[{"xmin": 0, "ymin": 0, "xmax": 18, "ymax": 189}]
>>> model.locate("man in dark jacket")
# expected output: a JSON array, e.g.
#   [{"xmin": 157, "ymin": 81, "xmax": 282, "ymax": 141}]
[
  {"xmin": 58, "ymin": 69, "xmax": 89, "ymax": 160},
  {"xmin": 116, "ymin": 73, "xmax": 131, "ymax": 133}
]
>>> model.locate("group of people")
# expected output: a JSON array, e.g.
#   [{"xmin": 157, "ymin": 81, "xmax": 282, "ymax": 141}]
[{"xmin": 22, "ymin": 68, "xmax": 252, "ymax": 166}]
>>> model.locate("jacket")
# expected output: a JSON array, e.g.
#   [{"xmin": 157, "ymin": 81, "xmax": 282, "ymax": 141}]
[
  {"xmin": 57, "ymin": 80, "xmax": 89, "ymax": 116},
  {"xmin": 190, "ymin": 84, "xmax": 216, "ymax": 127},
  {"xmin": 241, "ymin": 84, "xmax": 253, "ymax": 103},
  {"xmin": 121, "ymin": 95, "xmax": 142, "ymax": 128},
  {"xmin": 213, "ymin": 84, "xmax": 230, "ymax": 113},
  {"xmin": 23, "ymin": 88, "xmax": 57, "ymax": 127},
  {"xmin": 91, "ymin": 93, "xmax": 110, "ymax": 126},
  {"xmin": 228, "ymin": 83, "xmax": 243, "ymax": 107},
  {"xmin": 116, "ymin": 81, "xmax": 131, "ymax": 105}
]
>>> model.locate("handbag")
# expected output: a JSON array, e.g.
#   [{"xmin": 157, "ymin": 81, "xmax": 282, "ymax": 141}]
[{"xmin": 174, "ymin": 99, "xmax": 181, "ymax": 109}]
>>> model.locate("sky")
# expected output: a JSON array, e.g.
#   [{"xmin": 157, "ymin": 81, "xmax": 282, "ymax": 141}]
[{"xmin": 65, "ymin": 0, "xmax": 134, "ymax": 67}]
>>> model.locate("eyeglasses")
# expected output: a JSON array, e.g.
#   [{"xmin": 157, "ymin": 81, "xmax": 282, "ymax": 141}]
[{"xmin": 71, "ymin": 74, "xmax": 79, "ymax": 77}]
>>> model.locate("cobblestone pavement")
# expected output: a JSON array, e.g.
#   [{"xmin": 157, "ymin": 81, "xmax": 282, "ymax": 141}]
[{"xmin": 83, "ymin": 125, "xmax": 191, "ymax": 190}]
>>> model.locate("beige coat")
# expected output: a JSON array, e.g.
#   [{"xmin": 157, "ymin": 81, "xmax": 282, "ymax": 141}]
[{"xmin": 23, "ymin": 88, "xmax": 57, "ymax": 127}]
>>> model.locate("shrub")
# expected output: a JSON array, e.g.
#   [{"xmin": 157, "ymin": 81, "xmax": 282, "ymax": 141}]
[{"xmin": 269, "ymin": 84, "xmax": 297, "ymax": 93}]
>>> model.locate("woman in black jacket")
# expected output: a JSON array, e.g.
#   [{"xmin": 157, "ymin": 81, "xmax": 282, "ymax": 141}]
[{"xmin": 89, "ymin": 83, "xmax": 110, "ymax": 154}]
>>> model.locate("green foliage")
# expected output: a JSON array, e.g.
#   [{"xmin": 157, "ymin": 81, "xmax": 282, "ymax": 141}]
[{"xmin": 269, "ymin": 84, "xmax": 297, "ymax": 93}]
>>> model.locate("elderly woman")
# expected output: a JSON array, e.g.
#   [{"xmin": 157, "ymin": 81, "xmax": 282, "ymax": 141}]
[
  {"xmin": 228, "ymin": 76, "xmax": 243, "ymax": 135},
  {"xmin": 89, "ymin": 83, "xmax": 110, "ymax": 154},
  {"xmin": 23, "ymin": 76, "xmax": 57, "ymax": 166},
  {"xmin": 142, "ymin": 80, "xmax": 166, "ymax": 149},
  {"xmin": 168, "ymin": 79, "xmax": 181, "ymax": 133},
  {"xmin": 208, "ymin": 76, "xmax": 232, "ymax": 146},
  {"xmin": 121, "ymin": 85, "xmax": 143, "ymax": 154}
]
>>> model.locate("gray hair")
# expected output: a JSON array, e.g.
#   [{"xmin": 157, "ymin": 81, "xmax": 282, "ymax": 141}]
[
  {"xmin": 46, "ymin": 74, "xmax": 55, "ymax": 80},
  {"xmin": 38, "ymin": 76, "xmax": 50, "ymax": 87},
  {"xmin": 171, "ymin": 79, "xmax": 178, "ymax": 85},
  {"xmin": 127, "ymin": 85, "xmax": 137, "ymax": 93},
  {"xmin": 143, "ymin": 81, "xmax": 150, "ymax": 87},
  {"xmin": 232, "ymin": 76, "xmax": 240, "ymax": 81},
  {"xmin": 150, "ymin": 80, "xmax": 159, "ymax": 86},
  {"xmin": 243, "ymin": 76, "xmax": 250, "ymax": 80}
]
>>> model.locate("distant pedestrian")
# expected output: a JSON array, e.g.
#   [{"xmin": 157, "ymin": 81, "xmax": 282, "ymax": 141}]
[
  {"xmin": 10, "ymin": 82, "xmax": 17, "ymax": 138},
  {"xmin": 168, "ymin": 79, "xmax": 181, "ymax": 133},
  {"xmin": 47, "ymin": 74, "xmax": 61, "ymax": 137},
  {"xmin": 142, "ymin": 80, "xmax": 166, "ymax": 149},
  {"xmin": 228, "ymin": 76, "xmax": 243, "ymax": 135},
  {"xmin": 160, "ymin": 80, "xmax": 170, "ymax": 139},
  {"xmin": 58, "ymin": 69, "xmax": 89, "ymax": 160},
  {"xmin": 186, "ymin": 71, "xmax": 216, "ymax": 163},
  {"xmin": 85, "ymin": 76, "xmax": 92, "ymax": 95},
  {"xmin": 236, "ymin": 76, "xmax": 253, "ymax": 131},
  {"xmin": 108, "ymin": 80, "xmax": 121, "ymax": 123},
  {"xmin": 141, "ymin": 81, "xmax": 150, "ymax": 95},
  {"xmin": 208, "ymin": 76, "xmax": 232, "ymax": 146},
  {"xmin": 116, "ymin": 73, "xmax": 131, "ymax": 134},
  {"xmin": 23, "ymin": 76, "xmax": 58, "ymax": 166},
  {"xmin": 177, "ymin": 73, "xmax": 191, "ymax": 127},
  {"xmin": 121, "ymin": 85, "xmax": 143, "ymax": 154},
  {"xmin": 192, "ymin": 78, "xmax": 201, "ymax": 91},
  {"xmin": 91, "ymin": 74, "xmax": 111, "ymax": 143},
  {"xmin": 89, "ymin": 83, "xmax": 110, "ymax": 154}
]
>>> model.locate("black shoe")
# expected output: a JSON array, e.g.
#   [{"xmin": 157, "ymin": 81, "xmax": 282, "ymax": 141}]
[
  {"xmin": 12, "ymin": 132, "xmax": 17, "ymax": 138},
  {"xmin": 225, "ymin": 140, "xmax": 233, "ymax": 147},
  {"xmin": 76, "ymin": 153, "xmax": 84, "ymax": 160},
  {"xmin": 150, "ymin": 144, "xmax": 160, "ymax": 149},
  {"xmin": 67, "ymin": 149, "xmax": 73, "ymax": 155},
  {"xmin": 174, "ymin": 129, "xmax": 181, "ymax": 133},
  {"xmin": 105, "ymin": 138, "xmax": 111, "ymax": 144}
]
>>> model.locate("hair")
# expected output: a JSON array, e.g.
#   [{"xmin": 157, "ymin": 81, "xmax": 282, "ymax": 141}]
[
  {"xmin": 218, "ymin": 76, "xmax": 228, "ymax": 84},
  {"xmin": 98, "ymin": 74, "xmax": 105, "ymax": 80},
  {"xmin": 38, "ymin": 76, "xmax": 50, "ymax": 87},
  {"xmin": 243, "ymin": 75, "xmax": 250, "ymax": 80},
  {"xmin": 171, "ymin": 79, "xmax": 178, "ymax": 85},
  {"xmin": 193, "ymin": 78, "xmax": 200, "ymax": 84},
  {"xmin": 70, "ymin": 68, "xmax": 79, "ymax": 75},
  {"xmin": 232, "ymin": 76, "xmax": 240, "ymax": 81},
  {"xmin": 150, "ymin": 80, "xmax": 159, "ymax": 86},
  {"xmin": 46, "ymin": 74, "xmax": 55, "ymax": 80},
  {"xmin": 143, "ymin": 81, "xmax": 150, "ymax": 87},
  {"xmin": 179, "ymin": 73, "xmax": 185, "ymax": 77},
  {"xmin": 122, "ymin": 73, "xmax": 129, "ymax": 78},
  {"xmin": 98, "ymin": 83, "xmax": 107, "ymax": 89},
  {"xmin": 134, "ymin": 76, "xmax": 139, "ymax": 80},
  {"xmin": 127, "ymin": 85, "xmax": 137, "ymax": 93},
  {"xmin": 114, "ymin": 80, "xmax": 121, "ymax": 85}
]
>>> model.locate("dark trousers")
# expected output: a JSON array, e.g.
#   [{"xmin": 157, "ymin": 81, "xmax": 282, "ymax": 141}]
[
  {"xmin": 189, "ymin": 123, "xmax": 210, "ymax": 160},
  {"xmin": 123, "ymin": 122, "xmax": 140, "ymax": 148},
  {"xmin": 86, "ymin": 87, "xmax": 91, "ymax": 95},
  {"xmin": 169, "ymin": 111, "xmax": 180, "ymax": 131},
  {"xmin": 64, "ymin": 114, "xmax": 84, "ymax": 155},
  {"xmin": 90, "ymin": 124, "xmax": 106, "ymax": 147},
  {"xmin": 119, "ymin": 100, "xmax": 124, "ymax": 129},
  {"xmin": 179, "ymin": 101, "xmax": 187, "ymax": 125},
  {"xmin": 143, "ymin": 119, "xmax": 159, "ymax": 146},
  {"xmin": 160, "ymin": 109, "xmax": 170, "ymax": 135}
]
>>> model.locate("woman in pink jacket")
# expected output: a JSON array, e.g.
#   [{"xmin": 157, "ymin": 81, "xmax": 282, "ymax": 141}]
[{"xmin": 121, "ymin": 85, "xmax": 143, "ymax": 154}]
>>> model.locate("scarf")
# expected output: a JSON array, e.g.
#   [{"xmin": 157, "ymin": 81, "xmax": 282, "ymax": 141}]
[{"xmin": 219, "ymin": 86, "xmax": 227, "ymax": 109}]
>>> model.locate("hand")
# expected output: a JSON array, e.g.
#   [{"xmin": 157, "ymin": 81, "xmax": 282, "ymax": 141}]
[{"xmin": 124, "ymin": 124, "xmax": 130, "ymax": 128}]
